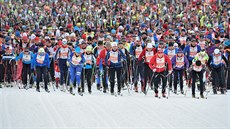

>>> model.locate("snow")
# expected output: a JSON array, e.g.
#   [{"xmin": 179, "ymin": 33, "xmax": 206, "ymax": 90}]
[{"xmin": 0, "ymin": 86, "xmax": 229, "ymax": 129}]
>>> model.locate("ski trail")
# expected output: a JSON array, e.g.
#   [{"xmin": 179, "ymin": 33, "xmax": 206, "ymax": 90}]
[
  {"xmin": 2, "ymin": 90, "xmax": 12, "ymax": 129},
  {"xmin": 43, "ymin": 93, "xmax": 68, "ymax": 128},
  {"xmin": 128, "ymin": 96, "xmax": 166, "ymax": 129},
  {"xmin": 36, "ymin": 92, "xmax": 58, "ymax": 129},
  {"xmin": 81, "ymin": 95, "xmax": 113, "ymax": 129},
  {"xmin": 79, "ymin": 95, "xmax": 119, "ymax": 129}
]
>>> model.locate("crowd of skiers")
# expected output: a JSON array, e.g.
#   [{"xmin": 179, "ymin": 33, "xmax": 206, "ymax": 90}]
[{"xmin": 0, "ymin": 0, "xmax": 229, "ymax": 98}]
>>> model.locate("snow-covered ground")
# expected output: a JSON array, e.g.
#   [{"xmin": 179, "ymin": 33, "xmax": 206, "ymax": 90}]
[{"xmin": 0, "ymin": 86, "xmax": 229, "ymax": 129}]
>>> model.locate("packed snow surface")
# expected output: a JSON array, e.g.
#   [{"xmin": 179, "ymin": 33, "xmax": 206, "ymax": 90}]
[{"xmin": 0, "ymin": 87, "xmax": 229, "ymax": 129}]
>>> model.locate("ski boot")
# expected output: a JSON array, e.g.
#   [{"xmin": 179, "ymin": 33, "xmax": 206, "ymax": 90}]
[
  {"xmin": 134, "ymin": 85, "xmax": 138, "ymax": 92},
  {"xmin": 181, "ymin": 90, "xmax": 184, "ymax": 95},
  {"xmin": 45, "ymin": 89, "xmax": 50, "ymax": 93},
  {"xmin": 220, "ymin": 89, "xmax": 225, "ymax": 94},
  {"xmin": 200, "ymin": 94, "xmax": 204, "ymax": 99},
  {"xmin": 97, "ymin": 84, "xmax": 100, "ymax": 90},
  {"xmin": 192, "ymin": 94, "xmax": 196, "ymax": 98},
  {"xmin": 155, "ymin": 93, "xmax": 158, "ymax": 98},
  {"xmin": 213, "ymin": 89, "xmax": 217, "ymax": 94},
  {"xmin": 36, "ymin": 88, "xmax": 40, "ymax": 92},
  {"xmin": 162, "ymin": 92, "xmax": 166, "ymax": 98}
]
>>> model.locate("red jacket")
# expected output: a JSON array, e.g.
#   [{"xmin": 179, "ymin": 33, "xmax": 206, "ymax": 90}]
[
  {"xmin": 149, "ymin": 54, "xmax": 172, "ymax": 73},
  {"xmin": 96, "ymin": 48, "xmax": 107, "ymax": 66},
  {"xmin": 138, "ymin": 48, "xmax": 157, "ymax": 65}
]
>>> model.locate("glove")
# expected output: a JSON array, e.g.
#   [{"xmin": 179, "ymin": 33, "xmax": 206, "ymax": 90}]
[
  {"xmin": 152, "ymin": 69, "xmax": 156, "ymax": 72},
  {"xmin": 66, "ymin": 62, "xmax": 70, "ymax": 66},
  {"xmin": 168, "ymin": 70, "xmax": 173, "ymax": 74}
]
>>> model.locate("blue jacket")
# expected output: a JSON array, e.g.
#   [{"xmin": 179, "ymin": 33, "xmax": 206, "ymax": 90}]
[
  {"xmin": 105, "ymin": 49, "xmax": 126, "ymax": 68},
  {"xmin": 183, "ymin": 45, "xmax": 201, "ymax": 61},
  {"xmin": 15, "ymin": 51, "xmax": 34, "ymax": 64},
  {"xmin": 31, "ymin": 53, "xmax": 50, "ymax": 69}
]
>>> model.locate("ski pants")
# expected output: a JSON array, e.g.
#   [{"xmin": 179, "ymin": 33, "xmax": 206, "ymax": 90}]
[
  {"xmin": 70, "ymin": 66, "xmax": 82, "ymax": 87},
  {"xmin": 96, "ymin": 65, "xmax": 108, "ymax": 90},
  {"xmin": 22, "ymin": 63, "xmax": 33, "ymax": 85},
  {"xmin": 81, "ymin": 68, "xmax": 92, "ymax": 92},
  {"xmin": 153, "ymin": 71, "xmax": 167, "ymax": 93},
  {"xmin": 211, "ymin": 67, "xmax": 225, "ymax": 90},
  {"xmin": 173, "ymin": 69, "xmax": 184, "ymax": 91},
  {"xmin": 109, "ymin": 67, "xmax": 122, "ymax": 93},
  {"xmin": 58, "ymin": 59, "xmax": 68, "ymax": 85},
  {"xmin": 191, "ymin": 70, "xmax": 204, "ymax": 95},
  {"xmin": 143, "ymin": 63, "xmax": 153, "ymax": 91},
  {"xmin": 36, "ymin": 66, "xmax": 48, "ymax": 90},
  {"xmin": 0, "ymin": 63, "xmax": 3, "ymax": 82},
  {"xmin": 4, "ymin": 60, "xmax": 12, "ymax": 83},
  {"xmin": 133, "ymin": 61, "xmax": 144, "ymax": 87},
  {"xmin": 48, "ymin": 58, "xmax": 55, "ymax": 82}
]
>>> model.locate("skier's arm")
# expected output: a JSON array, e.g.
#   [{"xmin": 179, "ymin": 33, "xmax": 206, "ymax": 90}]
[
  {"xmin": 46, "ymin": 54, "xmax": 50, "ymax": 68},
  {"xmin": 105, "ymin": 51, "xmax": 110, "ymax": 66},
  {"xmin": 149, "ymin": 56, "xmax": 156, "ymax": 70},
  {"xmin": 165, "ymin": 55, "xmax": 172, "ymax": 71},
  {"xmin": 222, "ymin": 55, "xmax": 229, "ymax": 66},
  {"xmin": 15, "ymin": 52, "xmax": 23, "ymax": 61},
  {"xmin": 184, "ymin": 56, "xmax": 189, "ymax": 69},
  {"xmin": 138, "ymin": 48, "xmax": 145, "ymax": 61}
]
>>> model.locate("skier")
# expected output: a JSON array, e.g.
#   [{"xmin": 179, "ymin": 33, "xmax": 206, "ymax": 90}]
[
  {"xmin": 183, "ymin": 37, "xmax": 201, "ymax": 66},
  {"xmin": 118, "ymin": 40, "xmax": 131, "ymax": 89},
  {"xmin": 31, "ymin": 48, "xmax": 50, "ymax": 92},
  {"xmin": 96, "ymin": 42, "xmax": 111, "ymax": 93},
  {"xmin": 130, "ymin": 37, "xmax": 145, "ymax": 92},
  {"xmin": 93, "ymin": 41, "xmax": 104, "ymax": 90},
  {"xmin": 82, "ymin": 46, "xmax": 95, "ymax": 94},
  {"xmin": 208, "ymin": 49, "xmax": 228, "ymax": 94},
  {"xmin": 164, "ymin": 42, "xmax": 178, "ymax": 90},
  {"xmin": 68, "ymin": 47, "xmax": 85, "ymax": 96},
  {"xmin": 15, "ymin": 48, "xmax": 34, "ymax": 89},
  {"xmin": 55, "ymin": 39, "xmax": 72, "ymax": 91},
  {"xmin": 190, "ymin": 60, "xmax": 205, "ymax": 98},
  {"xmin": 138, "ymin": 43, "xmax": 156, "ymax": 94},
  {"xmin": 171, "ymin": 49, "xmax": 189, "ymax": 94},
  {"xmin": 105, "ymin": 42, "xmax": 126, "ymax": 95},
  {"xmin": 149, "ymin": 49, "xmax": 172, "ymax": 98}
]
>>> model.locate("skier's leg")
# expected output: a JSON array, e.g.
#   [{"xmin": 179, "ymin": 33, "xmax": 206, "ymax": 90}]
[
  {"xmin": 179, "ymin": 70, "xmax": 184, "ymax": 92},
  {"xmin": 173, "ymin": 70, "xmax": 179, "ymax": 92},
  {"xmin": 198, "ymin": 70, "xmax": 204, "ymax": 96},
  {"xmin": 42, "ymin": 67, "xmax": 49, "ymax": 91},
  {"xmin": 116, "ymin": 67, "xmax": 122, "ymax": 93},
  {"xmin": 109, "ymin": 68, "xmax": 115, "ymax": 94},
  {"xmin": 58, "ymin": 59, "xmax": 65, "ymax": 85},
  {"xmin": 191, "ymin": 70, "xmax": 197, "ymax": 96},
  {"xmin": 22, "ymin": 63, "xmax": 27, "ymax": 86},
  {"xmin": 154, "ymin": 73, "xmax": 160, "ymax": 94},
  {"xmin": 86, "ymin": 69, "xmax": 92, "ymax": 93},
  {"xmin": 81, "ymin": 67, "xmax": 85, "ymax": 92},
  {"xmin": 36, "ymin": 67, "xmax": 42, "ymax": 90},
  {"xmin": 102, "ymin": 65, "xmax": 108, "ymax": 92}
]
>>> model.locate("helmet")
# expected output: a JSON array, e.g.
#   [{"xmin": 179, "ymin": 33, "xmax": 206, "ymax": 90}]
[
  {"xmin": 86, "ymin": 46, "xmax": 93, "ymax": 52},
  {"xmin": 38, "ymin": 48, "xmax": 45, "ymax": 53},
  {"xmin": 214, "ymin": 49, "xmax": 220, "ymax": 54},
  {"xmin": 62, "ymin": 39, "xmax": 67, "ymax": 45},
  {"xmin": 75, "ymin": 47, "xmax": 81, "ymax": 54}
]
